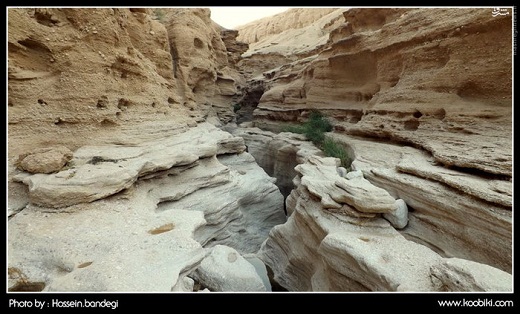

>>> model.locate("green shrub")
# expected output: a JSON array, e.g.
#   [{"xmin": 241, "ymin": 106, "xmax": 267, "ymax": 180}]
[
  {"xmin": 305, "ymin": 127, "xmax": 325, "ymax": 145},
  {"xmin": 283, "ymin": 125, "xmax": 305, "ymax": 133},
  {"xmin": 233, "ymin": 103, "xmax": 242, "ymax": 113},
  {"xmin": 322, "ymin": 137, "xmax": 351, "ymax": 169},
  {"xmin": 284, "ymin": 110, "xmax": 351, "ymax": 169},
  {"xmin": 307, "ymin": 110, "xmax": 333, "ymax": 132},
  {"xmin": 283, "ymin": 111, "xmax": 331, "ymax": 144}
]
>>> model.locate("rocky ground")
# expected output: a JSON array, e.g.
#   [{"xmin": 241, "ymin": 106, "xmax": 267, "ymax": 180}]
[{"xmin": 8, "ymin": 122, "xmax": 285, "ymax": 292}]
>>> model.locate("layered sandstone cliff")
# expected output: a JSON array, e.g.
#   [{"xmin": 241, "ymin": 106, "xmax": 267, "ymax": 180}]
[
  {"xmin": 7, "ymin": 8, "xmax": 273, "ymax": 292},
  {"xmin": 233, "ymin": 9, "xmax": 347, "ymax": 125},
  {"xmin": 7, "ymin": 8, "xmax": 246, "ymax": 160},
  {"xmin": 8, "ymin": 8, "xmax": 182, "ymax": 158},
  {"xmin": 251, "ymin": 8, "xmax": 512, "ymax": 177},
  {"xmin": 235, "ymin": 7, "xmax": 512, "ymax": 290},
  {"xmin": 229, "ymin": 127, "xmax": 512, "ymax": 291},
  {"xmin": 237, "ymin": 8, "xmax": 345, "ymax": 78},
  {"xmin": 237, "ymin": 8, "xmax": 340, "ymax": 45},
  {"xmin": 159, "ymin": 8, "xmax": 247, "ymax": 122}
]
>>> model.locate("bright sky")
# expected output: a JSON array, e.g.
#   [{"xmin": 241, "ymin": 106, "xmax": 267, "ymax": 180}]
[{"xmin": 210, "ymin": 7, "xmax": 291, "ymax": 29}]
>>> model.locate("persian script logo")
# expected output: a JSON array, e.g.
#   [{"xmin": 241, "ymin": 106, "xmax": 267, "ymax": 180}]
[{"xmin": 492, "ymin": 7, "xmax": 509, "ymax": 17}]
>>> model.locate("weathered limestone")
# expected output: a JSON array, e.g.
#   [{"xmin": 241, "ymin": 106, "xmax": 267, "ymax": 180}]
[
  {"xmin": 246, "ymin": 8, "xmax": 512, "ymax": 178},
  {"xmin": 16, "ymin": 146, "xmax": 73, "ymax": 174},
  {"xmin": 8, "ymin": 7, "xmax": 512, "ymax": 293},
  {"xmin": 8, "ymin": 123, "xmax": 286, "ymax": 291},
  {"xmin": 161, "ymin": 8, "xmax": 246, "ymax": 122},
  {"xmin": 8, "ymin": 8, "xmax": 191, "ymax": 158},
  {"xmin": 191, "ymin": 245, "xmax": 267, "ymax": 292},
  {"xmin": 228, "ymin": 126, "xmax": 322, "ymax": 198},
  {"xmin": 333, "ymin": 133, "xmax": 512, "ymax": 273},
  {"xmin": 383, "ymin": 199, "xmax": 409, "ymax": 229},
  {"xmin": 237, "ymin": 8, "xmax": 342, "ymax": 45},
  {"xmin": 258, "ymin": 154, "xmax": 512, "ymax": 292},
  {"xmin": 157, "ymin": 152, "xmax": 286, "ymax": 254},
  {"xmin": 171, "ymin": 277, "xmax": 195, "ymax": 292},
  {"xmin": 220, "ymin": 29, "xmax": 249, "ymax": 66},
  {"xmin": 430, "ymin": 258, "xmax": 513, "ymax": 292},
  {"xmin": 13, "ymin": 123, "xmax": 244, "ymax": 208},
  {"xmin": 233, "ymin": 126, "xmax": 510, "ymax": 292},
  {"xmin": 236, "ymin": 8, "xmax": 512, "ymax": 289},
  {"xmin": 396, "ymin": 148, "xmax": 512, "ymax": 207},
  {"xmin": 296, "ymin": 156, "xmax": 399, "ymax": 215},
  {"xmin": 7, "ymin": 8, "xmax": 247, "ymax": 159},
  {"xmin": 8, "ymin": 203, "xmax": 208, "ymax": 292}
]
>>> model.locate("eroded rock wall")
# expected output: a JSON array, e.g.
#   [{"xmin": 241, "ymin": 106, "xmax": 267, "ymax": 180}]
[
  {"xmin": 331, "ymin": 133, "xmax": 512, "ymax": 273},
  {"xmin": 233, "ymin": 126, "xmax": 511, "ymax": 280},
  {"xmin": 237, "ymin": 8, "xmax": 341, "ymax": 45},
  {"xmin": 7, "ymin": 8, "xmax": 280, "ymax": 292},
  {"xmin": 8, "ymin": 7, "xmax": 512, "ymax": 293},
  {"xmin": 237, "ymin": 9, "xmax": 345, "ymax": 79},
  {"xmin": 228, "ymin": 126, "xmax": 322, "ymax": 198},
  {"xmin": 239, "ymin": 9, "xmax": 512, "ymax": 280},
  {"xmin": 257, "ymin": 142, "xmax": 511, "ymax": 291},
  {"xmin": 8, "ymin": 8, "xmax": 187, "ymax": 158},
  {"xmin": 160, "ymin": 8, "xmax": 247, "ymax": 122},
  {"xmin": 7, "ymin": 8, "xmax": 247, "ymax": 159},
  {"xmin": 252, "ymin": 8, "xmax": 512, "ymax": 178}
]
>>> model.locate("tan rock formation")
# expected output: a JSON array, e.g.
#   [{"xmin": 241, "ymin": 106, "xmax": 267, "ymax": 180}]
[
  {"xmin": 237, "ymin": 9, "xmax": 346, "ymax": 78},
  {"xmin": 231, "ymin": 126, "xmax": 511, "ymax": 291},
  {"xmin": 250, "ymin": 8, "xmax": 512, "ymax": 178},
  {"xmin": 297, "ymin": 156, "xmax": 399, "ymax": 214},
  {"xmin": 8, "ymin": 123, "xmax": 286, "ymax": 291},
  {"xmin": 8, "ymin": 8, "xmax": 189, "ymax": 158},
  {"xmin": 240, "ymin": 9, "xmax": 512, "ymax": 280},
  {"xmin": 16, "ymin": 145, "xmax": 73, "ymax": 174},
  {"xmin": 191, "ymin": 245, "xmax": 267, "ymax": 292},
  {"xmin": 8, "ymin": 6, "xmax": 512, "ymax": 293},
  {"xmin": 228, "ymin": 126, "xmax": 322, "ymax": 198},
  {"xmin": 258, "ymin": 152, "xmax": 512, "ymax": 291},
  {"xmin": 220, "ymin": 29, "xmax": 249, "ymax": 67},
  {"xmin": 237, "ymin": 8, "xmax": 342, "ymax": 45},
  {"xmin": 430, "ymin": 258, "xmax": 512, "ymax": 292},
  {"xmin": 7, "ymin": 8, "xmax": 246, "ymax": 161},
  {"xmin": 7, "ymin": 7, "xmax": 276, "ymax": 292},
  {"xmin": 13, "ymin": 123, "xmax": 246, "ymax": 208},
  {"xmin": 331, "ymin": 133, "xmax": 512, "ymax": 273},
  {"xmin": 159, "ymin": 8, "xmax": 246, "ymax": 122}
]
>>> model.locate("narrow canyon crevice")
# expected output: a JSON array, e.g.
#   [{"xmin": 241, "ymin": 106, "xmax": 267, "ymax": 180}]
[{"xmin": 234, "ymin": 80, "xmax": 265, "ymax": 125}]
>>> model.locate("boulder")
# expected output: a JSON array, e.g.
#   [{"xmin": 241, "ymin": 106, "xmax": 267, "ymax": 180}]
[
  {"xmin": 192, "ymin": 245, "xmax": 266, "ymax": 292},
  {"xmin": 17, "ymin": 146, "xmax": 73, "ymax": 174},
  {"xmin": 383, "ymin": 199, "xmax": 409, "ymax": 229}
]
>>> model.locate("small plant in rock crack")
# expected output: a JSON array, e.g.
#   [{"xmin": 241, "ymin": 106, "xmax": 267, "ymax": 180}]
[
  {"xmin": 283, "ymin": 110, "xmax": 332, "ymax": 145},
  {"xmin": 284, "ymin": 110, "xmax": 351, "ymax": 169},
  {"xmin": 321, "ymin": 137, "xmax": 351, "ymax": 171}
]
